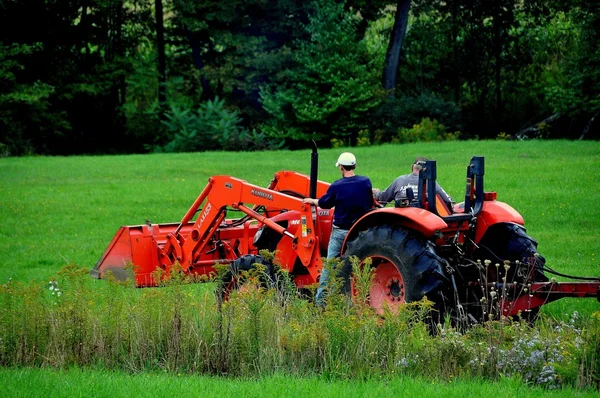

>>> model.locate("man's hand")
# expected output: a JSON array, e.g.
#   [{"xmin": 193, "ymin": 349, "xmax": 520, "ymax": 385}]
[
  {"xmin": 372, "ymin": 188, "xmax": 381, "ymax": 195},
  {"xmin": 302, "ymin": 198, "xmax": 319, "ymax": 206}
]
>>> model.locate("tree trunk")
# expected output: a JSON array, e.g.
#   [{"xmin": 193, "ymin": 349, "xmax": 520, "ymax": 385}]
[
  {"xmin": 155, "ymin": 0, "xmax": 167, "ymax": 120},
  {"xmin": 450, "ymin": 0, "xmax": 459, "ymax": 103},
  {"xmin": 493, "ymin": 7, "xmax": 502, "ymax": 119},
  {"xmin": 186, "ymin": 28, "xmax": 213, "ymax": 101},
  {"xmin": 580, "ymin": 110, "xmax": 599, "ymax": 140},
  {"xmin": 382, "ymin": 0, "xmax": 411, "ymax": 91},
  {"xmin": 516, "ymin": 112, "xmax": 561, "ymax": 139},
  {"xmin": 115, "ymin": 2, "xmax": 125, "ymax": 107}
]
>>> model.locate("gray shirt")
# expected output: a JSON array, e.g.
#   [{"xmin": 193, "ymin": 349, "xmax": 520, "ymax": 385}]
[{"xmin": 374, "ymin": 172, "xmax": 453, "ymax": 207}]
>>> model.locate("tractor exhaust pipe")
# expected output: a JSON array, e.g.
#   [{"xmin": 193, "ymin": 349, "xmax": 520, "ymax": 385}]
[{"xmin": 310, "ymin": 140, "xmax": 318, "ymax": 199}]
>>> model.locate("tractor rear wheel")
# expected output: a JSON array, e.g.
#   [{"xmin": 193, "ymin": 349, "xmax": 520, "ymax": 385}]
[
  {"xmin": 216, "ymin": 254, "xmax": 274, "ymax": 303},
  {"xmin": 340, "ymin": 226, "xmax": 448, "ymax": 320}
]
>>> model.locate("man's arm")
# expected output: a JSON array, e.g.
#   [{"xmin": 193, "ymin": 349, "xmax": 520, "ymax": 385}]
[
  {"xmin": 303, "ymin": 184, "xmax": 336, "ymax": 208},
  {"xmin": 375, "ymin": 176, "xmax": 403, "ymax": 204},
  {"xmin": 302, "ymin": 198, "xmax": 319, "ymax": 206}
]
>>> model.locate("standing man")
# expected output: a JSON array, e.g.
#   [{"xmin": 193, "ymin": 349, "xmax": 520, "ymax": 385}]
[
  {"xmin": 302, "ymin": 151, "xmax": 373, "ymax": 305},
  {"xmin": 373, "ymin": 156, "xmax": 453, "ymax": 209}
]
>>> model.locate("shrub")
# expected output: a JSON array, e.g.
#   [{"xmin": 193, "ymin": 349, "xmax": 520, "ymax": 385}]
[
  {"xmin": 356, "ymin": 130, "xmax": 371, "ymax": 147},
  {"xmin": 371, "ymin": 93, "xmax": 463, "ymax": 144},
  {"xmin": 396, "ymin": 117, "xmax": 460, "ymax": 144},
  {"xmin": 0, "ymin": 142, "xmax": 9, "ymax": 157},
  {"xmin": 159, "ymin": 97, "xmax": 282, "ymax": 152},
  {"xmin": 330, "ymin": 138, "xmax": 345, "ymax": 148}
]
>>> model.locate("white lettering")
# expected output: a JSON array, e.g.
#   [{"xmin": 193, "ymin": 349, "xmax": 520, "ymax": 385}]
[
  {"xmin": 251, "ymin": 189, "xmax": 273, "ymax": 201},
  {"xmin": 199, "ymin": 203, "xmax": 212, "ymax": 225}
]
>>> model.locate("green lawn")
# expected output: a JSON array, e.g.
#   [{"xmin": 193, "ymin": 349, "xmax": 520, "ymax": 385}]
[
  {"xmin": 2, "ymin": 140, "xmax": 598, "ymax": 312},
  {"xmin": 1, "ymin": 367, "xmax": 598, "ymax": 398}
]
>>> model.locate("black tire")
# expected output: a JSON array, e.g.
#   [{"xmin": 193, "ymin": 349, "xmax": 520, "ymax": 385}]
[
  {"xmin": 216, "ymin": 254, "xmax": 274, "ymax": 302},
  {"xmin": 340, "ymin": 226, "xmax": 448, "ymax": 321},
  {"xmin": 475, "ymin": 222, "xmax": 547, "ymax": 282},
  {"xmin": 474, "ymin": 222, "xmax": 548, "ymax": 322}
]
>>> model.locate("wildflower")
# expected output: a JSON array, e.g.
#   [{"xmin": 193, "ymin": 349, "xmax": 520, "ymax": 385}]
[
  {"xmin": 570, "ymin": 311, "xmax": 579, "ymax": 323},
  {"xmin": 536, "ymin": 365, "xmax": 558, "ymax": 388}
]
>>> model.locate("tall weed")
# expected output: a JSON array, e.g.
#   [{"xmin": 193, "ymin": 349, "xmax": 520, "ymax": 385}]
[{"xmin": 0, "ymin": 264, "xmax": 597, "ymax": 390}]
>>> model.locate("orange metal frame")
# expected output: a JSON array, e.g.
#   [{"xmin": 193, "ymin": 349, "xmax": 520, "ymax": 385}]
[{"xmin": 93, "ymin": 171, "xmax": 331, "ymax": 286}]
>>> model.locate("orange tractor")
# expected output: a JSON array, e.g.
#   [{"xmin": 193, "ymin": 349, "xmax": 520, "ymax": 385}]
[{"xmin": 91, "ymin": 146, "xmax": 600, "ymax": 326}]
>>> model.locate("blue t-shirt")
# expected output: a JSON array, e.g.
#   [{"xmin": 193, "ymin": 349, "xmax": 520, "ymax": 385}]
[{"xmin": 318, "ymin": 175, "xmax": 373, "ymax": 229}]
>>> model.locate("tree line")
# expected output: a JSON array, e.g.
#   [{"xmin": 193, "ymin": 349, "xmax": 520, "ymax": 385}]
[{"xmin": 1, "ymin": 0, "xmax": 598, "ymax": 156}]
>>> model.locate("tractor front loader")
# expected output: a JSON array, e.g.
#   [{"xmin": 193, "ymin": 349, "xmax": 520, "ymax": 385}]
[
  {"xmin": 91, "ymin": 170, "xmax": 331, "ymax": 288},
  {"xmin": 92, "ymin": 148, "xmax": 600, "ymax": 326}
]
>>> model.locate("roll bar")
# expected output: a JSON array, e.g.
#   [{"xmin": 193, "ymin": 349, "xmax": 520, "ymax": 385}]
[{"xmin": 417, "ymin": 156, "xmax": 485, "ymax": 219}]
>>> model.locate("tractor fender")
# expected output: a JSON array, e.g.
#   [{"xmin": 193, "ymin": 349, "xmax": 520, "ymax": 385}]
[
  {"xmin": 342, "ymin": 207, "xmax": 448, "ymax": 254},
  {"xmin": 473, "ymin": 200, "xmax": 525, "ymax": 244}
]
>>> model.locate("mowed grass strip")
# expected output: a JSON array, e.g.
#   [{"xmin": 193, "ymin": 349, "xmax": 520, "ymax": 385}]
[{"xmin": 1, "ymin": 367, "xmax": 598, "ymax": 398}]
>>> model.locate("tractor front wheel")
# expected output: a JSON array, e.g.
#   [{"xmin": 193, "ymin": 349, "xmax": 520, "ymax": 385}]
[
  {"xmin": 340, "ymin": 226, "xmax": 447, "ymax": 319},
  {"xmin": 216, "ymin": 254, "xmax": 274, "ymax": 303},
  {"xmin": 475, "ymin": 222, "xmax": 548, "ymax": 322}
]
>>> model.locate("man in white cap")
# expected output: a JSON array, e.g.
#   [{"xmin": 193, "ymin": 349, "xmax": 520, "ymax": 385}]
[{"xmin": 303, "ymin": 151, "xmax": 373, "ymax": 305}]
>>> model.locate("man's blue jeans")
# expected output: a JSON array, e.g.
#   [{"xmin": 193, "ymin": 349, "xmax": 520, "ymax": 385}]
[{"xmin": 315, "ymin": 226, "xmax": 348, "ymax": 306}]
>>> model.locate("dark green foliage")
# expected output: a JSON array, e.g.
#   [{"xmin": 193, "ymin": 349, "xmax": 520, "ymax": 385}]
[
  {"xmin": 0, "ymin": 0, "xmax": 153, "ymax": 155},
  {"xmin": 396, "ymin": 118, "xmax": 460, "ymax": 144},
  {"xmin": 400, "ymin": 0, "xmax": 599, "ymax": 139},
  {"xmin": 158, "ymin": 97, "xmax": 282, "ymax": 152},
  {"xmin": 170, "ymin": 0, "xmax": 312, "ymax": 122},
  {"xmin": 259, "ymin": 0, "xmax": 384, "ymax": 145},
  {"xmin": 542, "ymin": 2, "xmax": 600, "ymax": 138},
  {"xmin": 372, "ymin": 94, "xmax": 462, "ymax": 143},
  {"xmin": 0, "ymin": 0, "xmax": 599, "ymax": 155},
  {"xmin": 0, "ymin": 43, "xmax": 54, "ymax": 155}
]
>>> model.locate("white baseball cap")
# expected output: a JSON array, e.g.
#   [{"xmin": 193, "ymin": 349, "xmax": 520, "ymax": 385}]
[{"xmin": 335, "ymin": 152, "xmax": 356, "ymax": 167}]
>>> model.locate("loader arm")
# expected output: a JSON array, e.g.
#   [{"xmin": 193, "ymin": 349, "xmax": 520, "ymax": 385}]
[
  {"xmin": 266, "ymin": 170, "xmax": 330, "ymax": 199},
  {"xmin": 159, "ymin": 175, "xmax": 323, "ymax": 278}
]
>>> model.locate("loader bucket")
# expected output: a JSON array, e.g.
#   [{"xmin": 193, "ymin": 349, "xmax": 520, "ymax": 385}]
[{"xmin": 90, "ymin": 223, "xmax": 181, "ymax": 287}]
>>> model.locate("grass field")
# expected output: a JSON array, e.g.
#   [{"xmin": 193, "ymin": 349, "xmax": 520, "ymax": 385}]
[
  {"xmin": 1, "ymin": 139, "xmax": 598, "ymax": 315},
  {"xmin": 1, "ymin": 367, "xmax": 599, "ymax": 398},
  {"xmin": 1, "ymin": 140, "xmax": 599, "ymax": 393}
]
